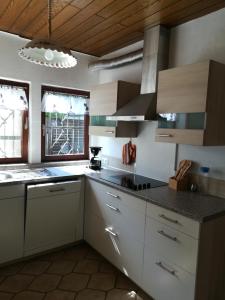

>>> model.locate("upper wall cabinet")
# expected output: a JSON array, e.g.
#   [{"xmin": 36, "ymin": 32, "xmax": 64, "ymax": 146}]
[
  {"xmin": 90, "ymin": 81, "xmax": 140, "ymax": 116},
  {"xmin": 89, "ymin": 81, "xmax": 140, "ymax": 137},
  {"xmin": 156, "ymin": 60, "xmax": 225, "ymax": 145}
]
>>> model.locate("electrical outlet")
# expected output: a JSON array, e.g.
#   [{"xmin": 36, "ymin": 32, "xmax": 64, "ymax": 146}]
[{"xmin": 102, "ymin": 157, "xmax": 109, "ymax": 167}]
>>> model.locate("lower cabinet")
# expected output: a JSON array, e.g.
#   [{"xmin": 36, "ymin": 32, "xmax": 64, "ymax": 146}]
[
  {"xmin": 85, "ymin": 178, "xmax": 225, "ymax": 300},
  {"xmin": 84, "ymin": 179, "xmax": 146, "ymax": 287},
  {"xmin": 141, "ymin": 202, "xmax": 199, "ymax": 300},
  {"xmin": 24, "ymin": 180, "xmax": 82, "ymax": 256},
  {"xmin": 142, "ymin": 247, "xmax": 196, "ymax": 300},
  {"xmin": 0, "ymin": 185, "xmax": 25, "ymax": 264}
]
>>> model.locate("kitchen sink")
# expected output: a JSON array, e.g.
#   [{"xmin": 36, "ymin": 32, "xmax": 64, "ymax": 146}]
[
  {"xmin": 0, "ymin": 167, "xmax": 74, "ymax": 182},
  {"xmin": 0, "ymin": 172, "xmax": 13, "ymax": 181}
]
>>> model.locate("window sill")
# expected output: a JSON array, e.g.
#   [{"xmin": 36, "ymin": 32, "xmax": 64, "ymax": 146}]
[{"xmin": 0, "ymin": 159, "xmax": 89, "ymax": 171}]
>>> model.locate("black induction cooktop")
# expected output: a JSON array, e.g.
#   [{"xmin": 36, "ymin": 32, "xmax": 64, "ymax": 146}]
[{"xmin": 100, "ymin": 173, "xmax": 167, "ymax": 191}]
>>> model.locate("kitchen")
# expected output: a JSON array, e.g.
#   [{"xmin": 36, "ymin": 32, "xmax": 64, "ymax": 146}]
[{"xmin": 0, "ymin": 1, "xmax": 225, "ymax": 300}]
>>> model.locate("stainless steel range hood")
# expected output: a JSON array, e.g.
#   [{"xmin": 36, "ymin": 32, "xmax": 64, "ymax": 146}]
[{"xmin": 107, "ymin": 25, "xmax": 170, "ymax": 121}]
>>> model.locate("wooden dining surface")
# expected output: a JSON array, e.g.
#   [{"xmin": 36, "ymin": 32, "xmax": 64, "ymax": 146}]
[{"xmin": 0, "ymin": 0, "xmax": 225, "ymax": 57}]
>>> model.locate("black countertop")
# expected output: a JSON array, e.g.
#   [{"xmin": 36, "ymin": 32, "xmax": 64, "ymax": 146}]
[{"xmin": 86, "ymin": 169, "xmax": 225, "ymax": 223}]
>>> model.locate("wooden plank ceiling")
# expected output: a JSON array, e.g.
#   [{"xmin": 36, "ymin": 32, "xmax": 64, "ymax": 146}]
[{"xmin": 0, "ymin": 0, "xmax": 225, "ymax": 57}]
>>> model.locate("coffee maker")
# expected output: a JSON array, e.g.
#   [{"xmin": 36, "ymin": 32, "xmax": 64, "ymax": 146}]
[{"xmin": 89, "ymin": 146, "xmax": 102, "ymax": 171}]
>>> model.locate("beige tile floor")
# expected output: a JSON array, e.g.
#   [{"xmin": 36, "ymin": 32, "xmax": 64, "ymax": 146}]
[{"xmin": 0, "ymin": 243, "xmax": 153, "ymax": 300}]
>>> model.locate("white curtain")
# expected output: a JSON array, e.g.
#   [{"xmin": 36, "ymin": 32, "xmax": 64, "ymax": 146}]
[
  {"xmin": 42, "ymin": 91, "xmax": 88, "ymax": 114},
  {"xmin": 0, "ymin": 85, "xmax": 28, "ymax": 110}
]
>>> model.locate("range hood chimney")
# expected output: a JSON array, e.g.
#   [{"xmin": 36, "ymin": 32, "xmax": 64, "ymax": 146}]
[{"xmin": 107, "ymin": 25, "xmax": 170, "ymax": 121}]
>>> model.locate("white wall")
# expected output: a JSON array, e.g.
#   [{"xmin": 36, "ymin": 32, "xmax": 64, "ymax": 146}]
[
  {"xmin": 91, "ymin": 7, "xmax": 225, "ymax": 181},
  {"xmin": 0, "ymin": 31, "xmax": 99, "ymax": 163}
]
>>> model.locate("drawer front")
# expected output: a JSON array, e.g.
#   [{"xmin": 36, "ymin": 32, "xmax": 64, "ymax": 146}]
[
  {"xmin": 27, "ymin": 180, "xmax": 81, "ymax": 199},
  {"xmin": 84, "ymin": 210, "xmax": 117, "ymax": 264},
  {"xmin": 85, "ymin": 210, "xmax": 144, "ymax": 287},
  {"xmin": 89, "ymin": 126, "xmax": 116, "ymax": 137},
  {"xmin": 104, "ymin": 224, "xmax": 144, "ymax": 286},
  {"xmin": 155, "ymin": 128, "xmax": 204, "ymax": 145},
  {"xmin": 146, "ymin": 202, "xmax": 199, "ymax": 239},
  {"xmin": 145, "ymin": 216, "xmax": 198, "ymax": 274},
  {"xmin": 0, "ymin": 184, "xmax": 25, "ymax": 200},
  {"xmin": 85, "ymin": 179, "xmax": 146, "ymax": 242},
  {"xmin": 142, "ymin": 246, "xmax": 196, "ymax": 300},
  {"xmin": 87, "ymin": 179, "xmax": 146, "ymax": 214}
]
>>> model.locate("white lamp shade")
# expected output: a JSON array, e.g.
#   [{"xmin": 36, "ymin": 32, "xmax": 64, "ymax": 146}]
[{"xmin": 18, "ymin": 40, "xmax": 77, "ymax": 68}]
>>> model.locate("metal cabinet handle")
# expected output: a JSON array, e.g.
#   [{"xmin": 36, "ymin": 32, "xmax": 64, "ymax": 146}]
[
  {"xmin": 156, "ymin": 134, "xmax": 173, "ymax": 137},
  {"xmin": 106, "ymin": 203, "xmax": 120, "ymax": 213},
  {"xmin": 49, "ymin": 188, "xmax": 65, "ymax": 193},
  {"xmin": 106, "ymin": 191, "xmax": 119, "ymax": 199},
  {"xmin": 105, "ymin": 227, "xmax": 118, "ymax": 237},
  {"xmin": 156, "ymin": 261, "xmax": 176, "ymax": 277},
  {"xmin": 157, "ymin": 230, "xmax": 178, "ymax": 242},
  {"xmin": 159, "ymin": 214, "xmax": 180, "ymax": 225},
  {"xmin": 105, "ymin": 130, "xmax": 114, "ymax": 134}
]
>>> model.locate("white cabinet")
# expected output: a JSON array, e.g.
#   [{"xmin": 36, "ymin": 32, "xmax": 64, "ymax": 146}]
[
  {"xmin": 141, "ymin": 202, "xmax": 199, "ymax": 300},
  {"xmin": 25, "ymin": 180, "xmax": 82, "ymax": 256},
  {"xmin": 0, "ymin": 185, "xmax": 25, "ymax": 264},
  {"xmin": 84, "ymin": 178, "xmax": 207, "ymax": 300},
  {"xmin": 146, "ymin": 202, "xmax": 199, "ymax": 239},
  {"xmin": 145, "ymin": 216, "xmax": 198, "ymax": 274},
  {"xmin": 84, "ymin": 179, "xmax": 146, "ymax": 286},
  {"xmin": 142, "ymin": 247, "xmax": 196, "ymax": 300}
]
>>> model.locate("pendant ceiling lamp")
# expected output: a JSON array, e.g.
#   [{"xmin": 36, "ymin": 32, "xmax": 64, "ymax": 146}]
[{"xmin": 18, "ymin": 0, "xmax": 77, "ymax": 68}]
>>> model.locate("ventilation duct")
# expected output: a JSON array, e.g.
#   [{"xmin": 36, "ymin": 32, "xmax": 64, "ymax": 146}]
[
  {"xmin": 88, "ymin": 49, "xmax": 143, "ymax": 71},
  {"xmin": 107, "ymin": 25, "xmax": 170, "ymax": 121}
]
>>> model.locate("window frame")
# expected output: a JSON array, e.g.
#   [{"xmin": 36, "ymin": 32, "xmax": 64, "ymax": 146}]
[
  {"xmin": 41, "ymin": 85, "xmax": 90, "ymax": 162},
  {"xmin": 0, "ymin": 79, "xmax": 29, "ymax": 164}
]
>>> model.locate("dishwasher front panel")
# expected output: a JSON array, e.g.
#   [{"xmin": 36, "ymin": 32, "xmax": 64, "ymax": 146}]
[{"xmin": 24, "ymin": 180, "xmax": 81, "ymax": 256}]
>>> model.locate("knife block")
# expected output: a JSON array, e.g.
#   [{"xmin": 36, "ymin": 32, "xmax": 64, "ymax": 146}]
[{"xmin": 169, "ymin": 175, "xmax": 189, "ymax": 191}]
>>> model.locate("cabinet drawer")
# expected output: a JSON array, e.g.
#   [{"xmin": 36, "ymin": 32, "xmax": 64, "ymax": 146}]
[
  {"xmin": 85, "ymin": 179, "xmax": 146, "ymax": 242},
  {"xmin": 146, "ymin": 202, "xmax": 199, "ymax": 239},
  {"xmin": 87, "ymin": 179, "xmax": 145, "ymax": 215},
  {"xmin": 0, "ymin": 184, "xmax": 24, "ymax": 200},
  {"xmin": 89, "ymin": 126, "xmax": 116, "ymax": 137},
  {"xmin": 84, "ymin": 211, "xmax": 117, "ymax": 263},
  {"xmin": 27, "ymin": 180, "xmax": 81, "ymax": 199},
  {"xmin": 142, "ymin": 246, "xmax": 196, "ymax": 300},
  {"xmin": 145, "ymin": 216, "xmax": 198, "ymax": 274},
  {"xmin": 155, "ymin": 128, "xmax": 204, "ymax": 145},
  {"xmin": 105, "ymin": 224, "xmax": 144, "ymax": 286},
  {"xmin": 85, "ymin": 210, "xmax": 144, "ymax": 286}
]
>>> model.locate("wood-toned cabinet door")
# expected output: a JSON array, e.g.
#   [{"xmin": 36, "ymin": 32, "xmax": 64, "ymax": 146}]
[
  {"xmin": 155, "ymin": 128, "xmax": 204, "ymax": 145},
  {"xmin": 89, "ymin": 81, "xmax": 140, "ymax": 116},
  {"xmin": 157, "ymin": 61, "xmax": 210, "ymax": 113},
  {"xmin": 90, "ymin": 82, "xmax": 118, "ymax": 116}
]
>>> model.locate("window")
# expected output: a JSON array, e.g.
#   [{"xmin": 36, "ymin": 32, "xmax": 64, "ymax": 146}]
[
  {"xmin": 41, "ymin": 86, "xmax": 89, "ymax": 161},
  {"xmin": 0, "ymin": 79, "xmax": 29, "ymax": 163}
]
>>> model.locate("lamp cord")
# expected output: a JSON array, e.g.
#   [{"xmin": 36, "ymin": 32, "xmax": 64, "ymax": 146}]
[{"xmin": 48, "ymin": 0, "xmax": 52, "ymax": 40}]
